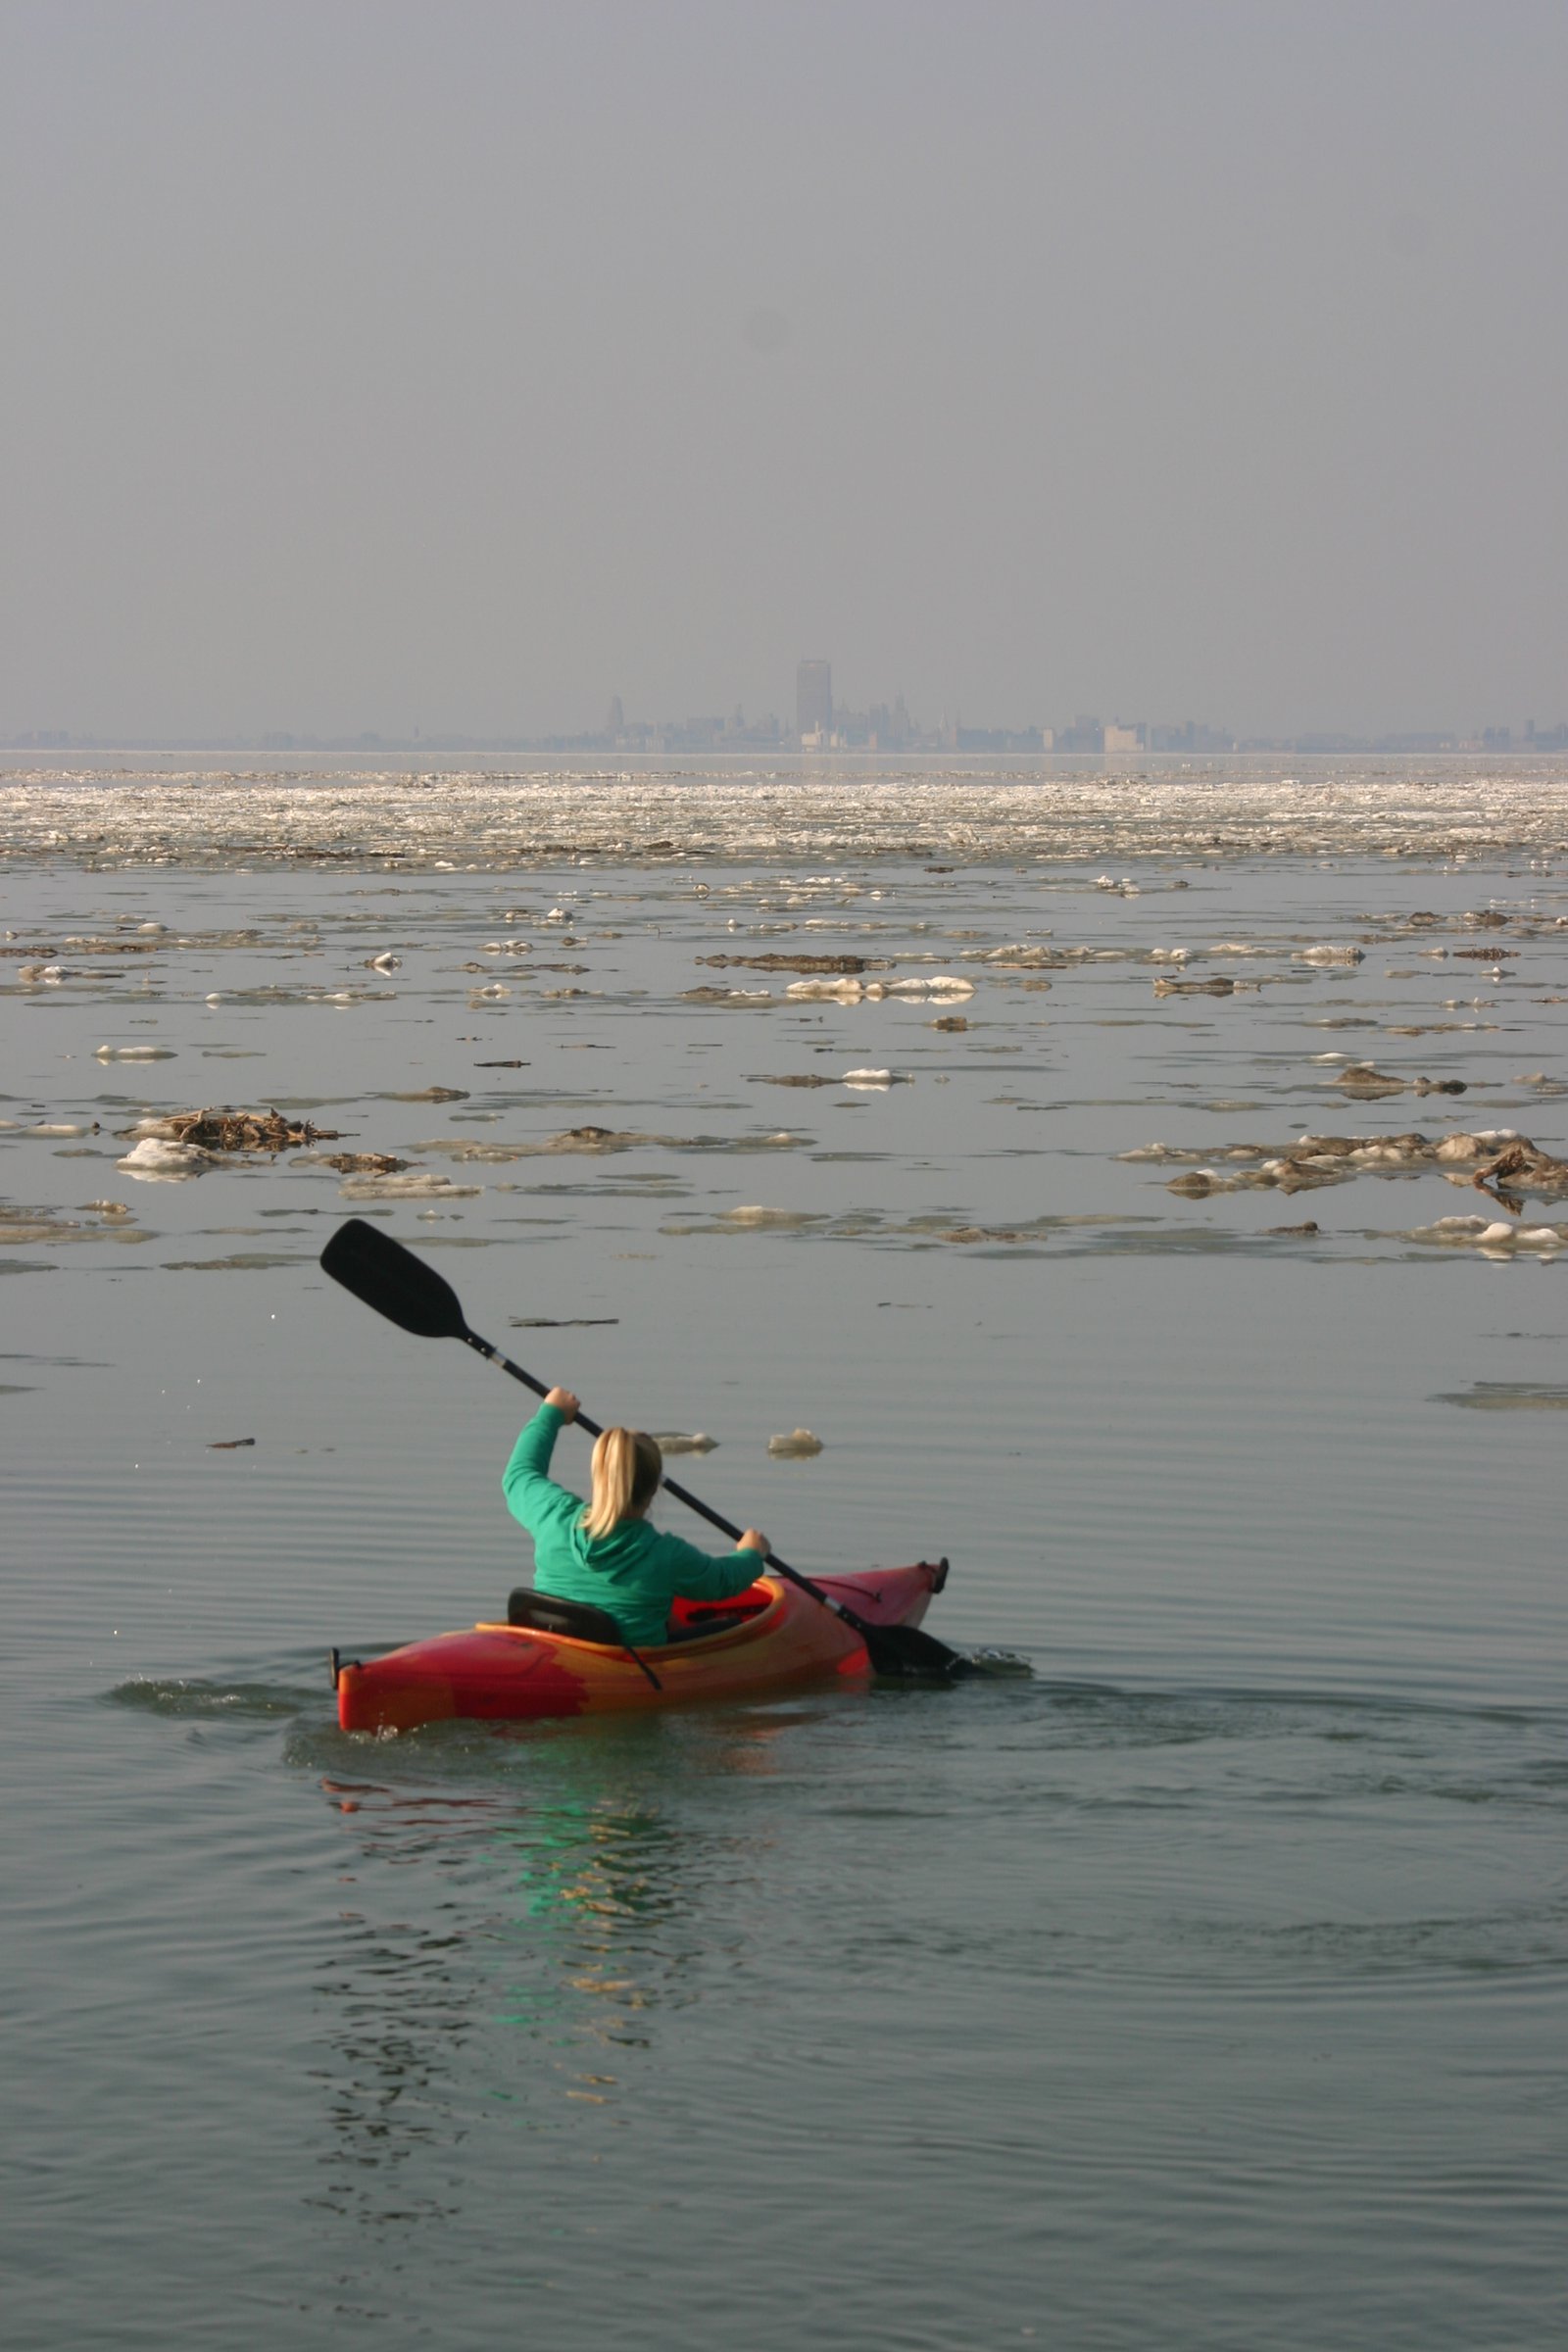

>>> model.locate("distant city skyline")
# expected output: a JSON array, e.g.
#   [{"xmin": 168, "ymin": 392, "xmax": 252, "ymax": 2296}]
[
  {"xmin": 9, "ymin": 654, "xmax": 1568, "ymax": 760},
  {"xmin": 7, "ymin": 674, "xmax": 1567, "ymax": 764}
]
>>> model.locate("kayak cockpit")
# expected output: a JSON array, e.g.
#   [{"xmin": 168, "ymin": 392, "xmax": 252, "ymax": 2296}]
[{"xmin": 504, "ymin": 1581, "xmax": 776, "ymax": 1647}]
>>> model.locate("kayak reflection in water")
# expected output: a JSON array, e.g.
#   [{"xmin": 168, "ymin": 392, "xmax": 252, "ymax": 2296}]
[{"xmin": 503, "ymin": 1388, "xmax": 771, "ymax": 1649}]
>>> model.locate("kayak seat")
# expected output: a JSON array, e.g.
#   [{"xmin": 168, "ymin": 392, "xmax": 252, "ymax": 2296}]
[{"xmin": 507, "ymin": 1588, "xmax": 628, "ymax": 1646}]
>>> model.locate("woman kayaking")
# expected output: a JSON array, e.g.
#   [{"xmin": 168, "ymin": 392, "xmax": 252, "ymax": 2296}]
[{"xmin": 503, "ymin": 1388, "xmax": 772, "ymax": 1647}]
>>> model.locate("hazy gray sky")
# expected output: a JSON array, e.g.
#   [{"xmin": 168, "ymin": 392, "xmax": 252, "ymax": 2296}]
[{"xmin": 3, "ymin": 0, "xmax": 1565, "ymax": 740}]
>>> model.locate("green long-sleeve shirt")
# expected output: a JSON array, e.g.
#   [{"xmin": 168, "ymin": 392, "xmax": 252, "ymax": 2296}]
[{"xmin": 502, "ymin": 1404, "xmax": 766, "ymax": 1648}]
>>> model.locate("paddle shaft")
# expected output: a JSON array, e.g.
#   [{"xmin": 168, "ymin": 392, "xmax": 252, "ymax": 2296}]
[{"xmin": 464, "ymin": 1329, "xmax": 873, "ymax": 1638}]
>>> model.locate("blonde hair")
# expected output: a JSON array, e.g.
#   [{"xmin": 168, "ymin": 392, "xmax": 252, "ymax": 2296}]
[{"xmin": 582, "ymin": 1427, "xmax": 662, "ymax": 1540}]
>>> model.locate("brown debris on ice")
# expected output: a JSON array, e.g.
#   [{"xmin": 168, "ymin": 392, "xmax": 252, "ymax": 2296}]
[
  {"xmin": 1471, "ymin": 1139, "xmax": 1568, "ymax": 1213},
  {"xmin": 1334, "ymin": 1063, "xmax": 1466, "ymax": 1099},
  {"xmin": 554, "ymin": 1126, "xmax": 641, "ymax": 1151},
  {"xmin": 321, "ymin": 1152, "xmax": 408, "ymax": 1175},
  {"xmin": 126, "ymin": 1106, "xmax": 340, "ymax": 1152},
  {"xmin": 1127, "ymin": 1126, "xmax": 1556, "ymax": 1200},
  {"xmin": 697, "ymin": 952, "xmax": 871, "ymax": 974}
]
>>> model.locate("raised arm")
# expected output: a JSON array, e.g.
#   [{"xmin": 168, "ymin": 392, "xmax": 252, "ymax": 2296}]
[{"xmin": 502, "ymin": 1396, "xmax": 583, "ymax": 1535}]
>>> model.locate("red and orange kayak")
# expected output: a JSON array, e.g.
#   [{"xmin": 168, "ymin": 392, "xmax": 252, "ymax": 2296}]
[{"xmin": 333, "ymin": 1559, "xmax": 949, "ymax": 1734}]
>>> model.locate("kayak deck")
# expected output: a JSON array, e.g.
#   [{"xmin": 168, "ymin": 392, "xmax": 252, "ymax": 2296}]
[{"xmin": 334, "ymin": 1560, "xmax": 948, "ymax": 1733}]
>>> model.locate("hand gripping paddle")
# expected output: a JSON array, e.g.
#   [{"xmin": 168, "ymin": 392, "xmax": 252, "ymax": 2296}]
[{"xmin": 319, "ymin": 1217, "xmax": 967, "ymax": 1682}]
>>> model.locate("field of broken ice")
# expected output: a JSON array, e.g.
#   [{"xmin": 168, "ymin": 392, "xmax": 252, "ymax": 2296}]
[
  {"xmin": 7, "ymin": 757, "xmax": 1568, "ymax": 1283},
  {"xmin": 6, "ymin": 760, "xmax": 1568, "ymax": 2352}
]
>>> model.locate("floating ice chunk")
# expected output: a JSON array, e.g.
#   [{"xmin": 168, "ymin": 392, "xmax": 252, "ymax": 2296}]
[
  {"xmin": 95, "ymin": 1044, "xmax": 176, "ymax": 1061},
  {"xmin": 720, "ymin": 1205, "xmax": 809, "ymax": 1227},
  {"xmin": 338, "ymin": 1171, "xmax": 483, "ymax": 1200},
  {"xmin": 651, "ymin": 1431, "xmax": 718, "ymax": 1454},
  {"xmin": 767, "ymin": 1428, "xmax": 823, "ymax": 1457},
  {"xmin": 842, "ymin": 1068, "xmax": 908, "ymax": 1088},
  {"xmin": 785, "ymin": 976, "xmax": 863, "ymax": 999},
  {"xmin": 1295, "ymin": 944, "xmax": 1365, "ymax": 964},
  {"xmin": 1409, "ymin": 1214, "xmax": 1566, "ymax": 1250},
  {"xmin": 118, "ymin": 1138, "xmax": 214, "ymax": 1180},
  {"xmin": 367, "ymin": 952, "xmax": 401, "ymax": 972}
]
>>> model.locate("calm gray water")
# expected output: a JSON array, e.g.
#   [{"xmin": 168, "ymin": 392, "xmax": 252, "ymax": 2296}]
[{"xmin": 5, "ymin": 762, "xmax": 1566, "ymax": 2349}]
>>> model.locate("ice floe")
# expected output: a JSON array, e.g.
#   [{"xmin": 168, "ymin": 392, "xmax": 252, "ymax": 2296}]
[{"xmin": 118, "ymin": 1138, "xmax": 216, "ymax": 1180}]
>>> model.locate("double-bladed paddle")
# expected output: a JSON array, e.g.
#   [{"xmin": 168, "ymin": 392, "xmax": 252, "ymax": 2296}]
[{"xmin": 319, "ymin": 1216, "xmax": 966, "ymax": 1681}]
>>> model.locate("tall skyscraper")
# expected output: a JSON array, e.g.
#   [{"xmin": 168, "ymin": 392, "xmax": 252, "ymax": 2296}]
[{"xmin": 796, "ymin": 660, "xmax": 832, "ymax": 741}]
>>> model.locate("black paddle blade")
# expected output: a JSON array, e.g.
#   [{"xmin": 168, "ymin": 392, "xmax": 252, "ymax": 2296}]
[
  {"xmin": 319, "ymin": 1218, "xmax": 469, "ymax": 1342},
  {"xmin": 861, "ymin": 1621, "xmax": 969, "ymax": 1683}
]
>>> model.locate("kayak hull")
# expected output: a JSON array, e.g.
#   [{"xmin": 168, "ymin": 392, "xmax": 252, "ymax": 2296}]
[{"xmin": 335, "ymin": 1562, "xmax": 946, "ymax": 1733}]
